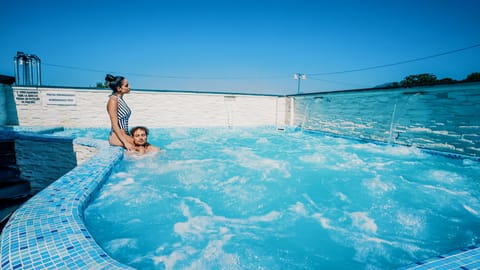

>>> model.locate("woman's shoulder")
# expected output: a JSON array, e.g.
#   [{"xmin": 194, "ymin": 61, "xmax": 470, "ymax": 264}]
[
  {"xmin": 106, "ymin": 95, "xmax": 119, "ymax": 109},
  {"xmin": 107, "ymin": 95, "xmax": 119, "ymax": 104}
]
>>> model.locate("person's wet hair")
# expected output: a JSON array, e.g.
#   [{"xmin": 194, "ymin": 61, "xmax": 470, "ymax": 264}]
[{"xmin": 130, "ymin": 126, "xmax": 149, "ymax": 136}]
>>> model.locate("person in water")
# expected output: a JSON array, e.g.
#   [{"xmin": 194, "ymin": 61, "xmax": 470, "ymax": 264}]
[
  {"xmin": 130, "ymin": 126, "xmax": 160, "ymax": 154},
  {"xmin": 105, "ymin": 74, "xmax": 135, "ymax": 151}
]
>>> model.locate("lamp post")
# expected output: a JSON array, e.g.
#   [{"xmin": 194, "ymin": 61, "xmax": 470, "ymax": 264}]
[{"xmin": 294, "ymin": 73, "xmax": 306, "ymax": 94}]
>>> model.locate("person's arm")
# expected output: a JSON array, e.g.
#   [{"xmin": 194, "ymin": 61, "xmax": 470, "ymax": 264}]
[
  {"xmin": 107, "ymin": 96, "xmax": 135, "ymax": 151},
  {"xmin": 146, "ymin": 144, "xmax": 160, "ymax": 152}
]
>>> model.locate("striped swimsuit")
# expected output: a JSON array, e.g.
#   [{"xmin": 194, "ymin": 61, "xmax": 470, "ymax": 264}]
[{"xmin": 111, "ymin": 95, "xmax": 131, "ymax": 134}]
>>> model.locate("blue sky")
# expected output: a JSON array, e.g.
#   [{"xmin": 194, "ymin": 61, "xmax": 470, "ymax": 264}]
[{"xmin": 1, "ymin": 0, "xmax": 479, "ymax": 94}]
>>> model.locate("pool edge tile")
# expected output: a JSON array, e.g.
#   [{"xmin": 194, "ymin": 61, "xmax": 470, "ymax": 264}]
[{"xmin": 0, "ymin": 135, "xmax": 133, "ymax": 269}]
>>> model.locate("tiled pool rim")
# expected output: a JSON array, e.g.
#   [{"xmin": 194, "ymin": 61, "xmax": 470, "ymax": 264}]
[
  {"xmin": 1, "ymin": 130, "xmax": 480, "ymax": 270},
  {"xmin": 1, "ymin": 132, "xmax": 132, "ymax": 269}
]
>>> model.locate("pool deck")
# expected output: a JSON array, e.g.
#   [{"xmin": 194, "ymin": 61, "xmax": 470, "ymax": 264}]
[{"xmin": 1, "ymin": 131, "xmax": 480, "ymax": 269}]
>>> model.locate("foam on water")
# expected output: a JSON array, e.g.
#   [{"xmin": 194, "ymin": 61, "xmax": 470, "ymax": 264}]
[
  {"xmin": 350, "ymin": 212, "xmax": 378, "ymax": 234},
  {"xmin": 83, "ymin": 127, "xmax": 480, "ymax": 269},
  {"xmin": 299, "ymin": 152, "xmax": 327, "ymax": 163},
  {"xmin": 362, "ymin": 175, "xmax": 397, "ymax": 197},
  {"xmin": 222, "ymin": 147, "xmax": 290, "ymax": 178},
  {"xmin": 464, "ymin": 204, "xmax": 479, "ymax": 215},
  {"xmin": 396, "ymin": 210, "xmax": 425, "ymax": 236},
  {"xmin": 106, "ymin": 238, "xmax": 138, "ymax": 254}
]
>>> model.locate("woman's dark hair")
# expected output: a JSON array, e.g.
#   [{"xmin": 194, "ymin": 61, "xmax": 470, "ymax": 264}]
[
  {"xmin": 105, "ymin": 74, "xmax": 125, "ymax": 92},
  {"xmin": 130, "ymin": 126, "xmax": 149, "ymax": 136}
]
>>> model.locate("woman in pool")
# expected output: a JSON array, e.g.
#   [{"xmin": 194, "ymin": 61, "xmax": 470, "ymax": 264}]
[
  {"xmin": 130, "ymin": 126, "xmax": 160, "ymax": 155},
  {"xmin": 105, "ymin": 74, "xmax": 135, "ymax": 151}
]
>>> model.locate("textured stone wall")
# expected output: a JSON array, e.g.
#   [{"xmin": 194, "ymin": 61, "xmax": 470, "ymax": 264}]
[
  {"xmin": 10, "ymin": 87, "xmax": 288, "ymax": 128},
  {"xmin": 293, "ymin": 82, "xmax": 480, "ymax": 157},
  {"xmin": 14, "ymin": 134, "xmax": 77, "ymax": 192},
  {"xmin": 6, "ymin": 83, "xmax": 479, "ymax": 157}
]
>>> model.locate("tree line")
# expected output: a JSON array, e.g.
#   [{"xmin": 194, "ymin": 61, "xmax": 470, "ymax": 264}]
[{"xmin": 381, "ymin": 72, "xmax": 480, "ymax": 88}]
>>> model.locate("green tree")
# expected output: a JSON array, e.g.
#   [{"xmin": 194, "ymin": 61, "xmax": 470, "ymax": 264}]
[
  {"xmin": 437, "ymin": 77, "xmax": 456, "ymax": 84},
  {"xmin": 464, "ymin": 72, "xmax": 480, "ymax": 82},
  {"xmin": 400, "ymin": 73, "xmax": 437, "ymax": 87},
  {"xmin": 96, "ymin": 82, "xmax": 108, "ymax": 88}
]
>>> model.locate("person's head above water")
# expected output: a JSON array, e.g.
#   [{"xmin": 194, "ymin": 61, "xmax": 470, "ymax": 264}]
[
  {"xmin": 105, "ymin": 74, "xmax": 130, "ymax": 94},
  {"xmin": 130, "ymin": 126, "xmax": 150, "ymax": 146}
]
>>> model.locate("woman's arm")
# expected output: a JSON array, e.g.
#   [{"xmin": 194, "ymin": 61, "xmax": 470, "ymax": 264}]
[{"xmin": 107, "ymin": 96, "xmax": 135, "ymax": 150}]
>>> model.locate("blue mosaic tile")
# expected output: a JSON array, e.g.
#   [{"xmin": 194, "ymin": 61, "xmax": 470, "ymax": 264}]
[{"xmin": 0, "ymin": 132, "xmax": 132, "ymax": 269}]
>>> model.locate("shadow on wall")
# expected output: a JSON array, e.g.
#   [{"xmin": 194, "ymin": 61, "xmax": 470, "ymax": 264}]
[{"xmin": 0, "ymin": 75, "xmax": 19, "ymax": 126}]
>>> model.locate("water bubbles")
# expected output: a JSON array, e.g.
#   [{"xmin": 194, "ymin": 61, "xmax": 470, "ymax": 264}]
[{"xmin": 84, "ymin": 127, "xmax": 480, "ymax": 269}]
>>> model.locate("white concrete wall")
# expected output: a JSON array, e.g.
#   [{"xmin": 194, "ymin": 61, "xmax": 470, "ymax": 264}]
[{"xmin": 11, "ymin": 87, "xmax": 288, "ymax": 128}]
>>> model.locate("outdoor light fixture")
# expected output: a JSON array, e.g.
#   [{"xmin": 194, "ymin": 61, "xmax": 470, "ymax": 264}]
[{"xmin": 294, "ymin": 73, "xmax": 306, "ymax": 94}]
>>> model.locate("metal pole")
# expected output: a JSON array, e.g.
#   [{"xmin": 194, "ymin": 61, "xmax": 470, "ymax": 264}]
[
  {"xmin": 297, "ymin": 76, "xmax": 301, "ymax": 94},
  {"xmin": 295, "ymin": 73, "xmax": 305, "ymax": 94},
  {"xmin": 13, "ymin": 56, "xmax": 18, "ymax": 84},
  {"xmin": 37, "ymin": 57, "xmax": 42, "ymax": 86},
  {"xmin": 29, "ymin": 56, "xmax": 34, "ymax": 85},
  {"xmin": 23, "ymin": 58, "xmax": 29, "ymax": 85}
]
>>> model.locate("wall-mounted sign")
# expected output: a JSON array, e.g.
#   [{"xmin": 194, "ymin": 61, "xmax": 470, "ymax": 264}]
[
  {"xmin": 14, "ymin": 88, "xmax": 40, "ymax": 104},
  {"xmin": 43, "ymin": 92, "xmax": 76, "ymax": 106}
]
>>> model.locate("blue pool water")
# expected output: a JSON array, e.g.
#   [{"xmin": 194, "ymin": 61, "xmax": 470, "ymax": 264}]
[{"xmin": 78, "ymin": 127, "xmax": 480, "ymax": 270}]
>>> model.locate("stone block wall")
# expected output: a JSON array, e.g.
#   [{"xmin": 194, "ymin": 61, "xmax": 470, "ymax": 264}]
[
  {"xmin": 9, "ymin": 87, "xmax": 288, "ymax": 128},
  {"xmin": 127, "ymin": 92, "xmax": 287, "ymax": 128},
  {"xmin": 4, "ymin": 82, "xmax": 479, "ymax": 157},
  {"xmin": 293, "ymin": 82, "xmax": 480, "ymax": 157},
  {"xmin": 14, "ymin": 134, "xmax": 77, "ymax": 193}
]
